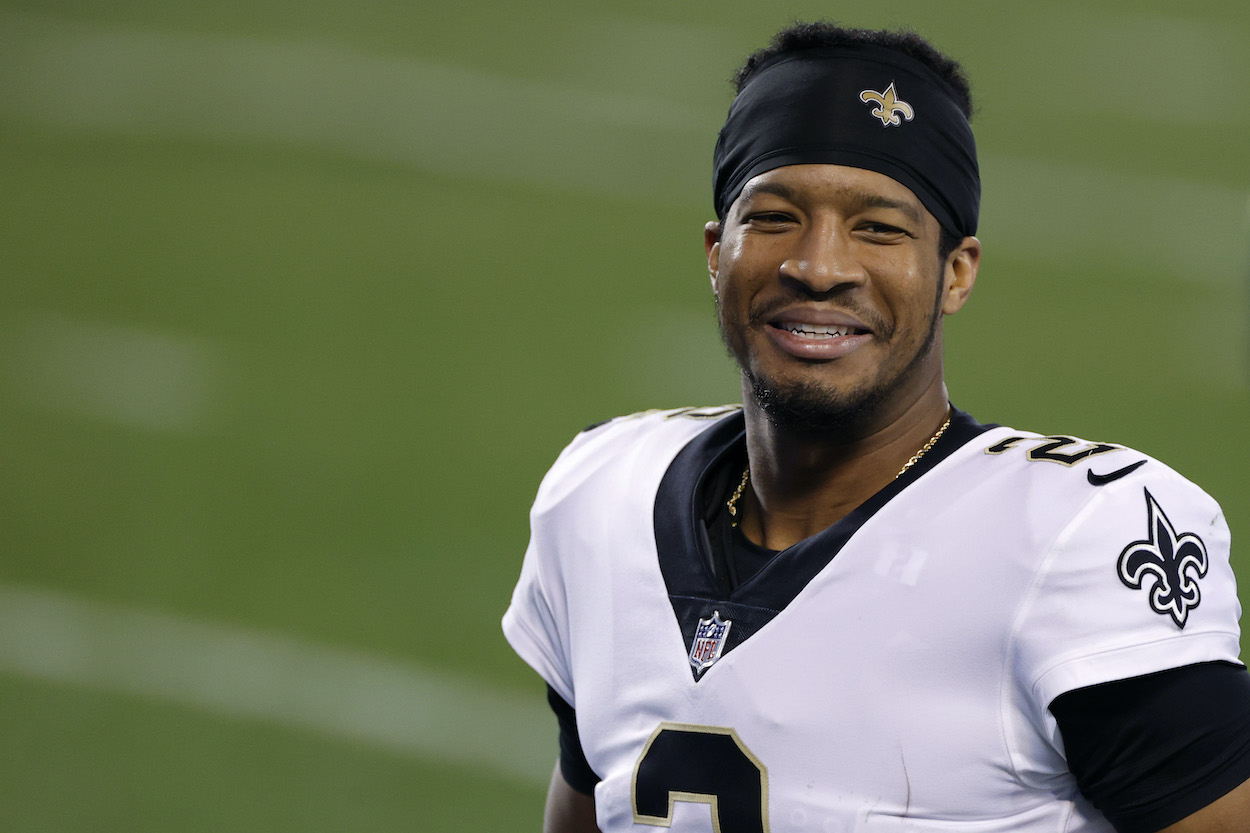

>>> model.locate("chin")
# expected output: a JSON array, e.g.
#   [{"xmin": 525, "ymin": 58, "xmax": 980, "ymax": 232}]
[{"xmin": 746, "ymin": 372, "xmax": 887, "ymax": 435}]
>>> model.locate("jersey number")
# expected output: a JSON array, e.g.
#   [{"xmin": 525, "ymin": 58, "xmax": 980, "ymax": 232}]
[
  {"xmin": 632, "ymin": 723, "xmax": 768, "ymax": 833},
  {"xmin": 985, "ymin": 435, "xmax": 1120, "ymax": 466}
]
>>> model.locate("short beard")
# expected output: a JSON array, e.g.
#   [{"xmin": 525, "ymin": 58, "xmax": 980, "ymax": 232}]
[
  {"xmin": 745, "ymin": 371, "xmax": 887, "ymax": 435},
  {"xmin": 718, "ymin": 258, "xmax": 947, "ymax": 437}
]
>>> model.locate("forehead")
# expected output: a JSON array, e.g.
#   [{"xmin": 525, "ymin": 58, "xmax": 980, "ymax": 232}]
[{"xmin": 735, "ymin": 163, "xmax": 932, "ymax": 224}]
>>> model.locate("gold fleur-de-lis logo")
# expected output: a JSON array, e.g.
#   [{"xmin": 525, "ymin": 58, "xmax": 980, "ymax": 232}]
[{"xmin": 859, "ymin": 82, "xmax": 915, "ymax": 127}]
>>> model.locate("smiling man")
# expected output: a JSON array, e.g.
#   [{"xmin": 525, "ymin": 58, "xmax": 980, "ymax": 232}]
[{"xmin": 503, "ymin": 22, "xmax": 1250, "ymax": 833}]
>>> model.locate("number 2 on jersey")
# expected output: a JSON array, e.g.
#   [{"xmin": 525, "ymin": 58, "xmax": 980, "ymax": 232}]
[{"xmin": 632, "ymin": 723, "xmax": 769, "ymax": 833}]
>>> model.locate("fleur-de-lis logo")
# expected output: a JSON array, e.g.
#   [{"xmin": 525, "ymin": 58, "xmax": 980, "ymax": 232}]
[
  {"xmin": 1117, "ymin": 489, "xmax": 1208, "ymax": 628},
  {"xmin": 859, "ymin": 82, "xmax": 915, "ymax": 127}
]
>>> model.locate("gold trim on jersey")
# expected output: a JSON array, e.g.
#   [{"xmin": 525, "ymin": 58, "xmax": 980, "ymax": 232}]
[{"xmin": 631, "ymin": 722, "xmax": 769, "ymax": 833}]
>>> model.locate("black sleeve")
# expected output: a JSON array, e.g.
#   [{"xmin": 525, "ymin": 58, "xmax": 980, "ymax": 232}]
[
  {"xmin": 1050, "ymin": 660, "xmax": 1250, "ymax": 833},
  {"xmin": 546, "ymin": 684, "xmax": 601, "ymax": 795}
]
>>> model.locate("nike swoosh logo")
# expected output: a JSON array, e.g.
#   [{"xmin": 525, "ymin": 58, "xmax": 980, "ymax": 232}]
[{"xmin": 1087, "ymin": 459, "xmax": 1147, "ymax": 485}]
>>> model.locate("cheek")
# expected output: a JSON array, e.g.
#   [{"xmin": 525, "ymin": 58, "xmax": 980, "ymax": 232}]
[
  {"xmin": 711, "ymin": 263, "xmax": 752, "ymax": 311},
  {"xmin": 714, "ymin": 280, "xmax": 747, "ymax": 328},
  {"xmin": 881, "ymin": 262, "xmax": 941, "ymax": 315},
  {"xmin": 715, "ymin": 243, "xmax": 776, "ymax": 303}
]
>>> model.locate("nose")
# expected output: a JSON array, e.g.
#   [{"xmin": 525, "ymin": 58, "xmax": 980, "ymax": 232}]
[{"xmin": 778, "ymin": 226, "xmax": 865, "ymax": 296}]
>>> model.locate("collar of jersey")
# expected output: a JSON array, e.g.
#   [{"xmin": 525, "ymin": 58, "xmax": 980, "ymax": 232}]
[{"xmin": 653, "ymin": 406, "xmax": 995, "ymax": 679}]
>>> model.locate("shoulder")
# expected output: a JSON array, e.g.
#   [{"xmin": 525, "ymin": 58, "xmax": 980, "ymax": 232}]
[
  {"xmin": 531, "ymin": 405, "xmax": 742, "ymax": 515},
  {"xmin": 964, "ymin": 425, "xmax": 1221, "ymax": 520},
  {"xmin": 969, "ymin": 426, "xmax": 1239, "ymax": 701},
  {"xmin": 572, "ymin": 404, "xmax": 741, "ymax": 450},
  {"xmin": 962, "ymin": 425, "xmax": 1228, "ymax": 597}
]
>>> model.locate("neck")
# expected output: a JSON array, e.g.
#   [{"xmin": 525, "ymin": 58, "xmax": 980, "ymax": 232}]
[{"xmin": 737, "ymin": 383, "xmax": 952, "ymax": 551}]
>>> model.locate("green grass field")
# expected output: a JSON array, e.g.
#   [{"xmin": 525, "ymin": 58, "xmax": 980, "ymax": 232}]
[{"xmin": 1, "ymin": 2, "xmax": 1247, "ymax": 829}]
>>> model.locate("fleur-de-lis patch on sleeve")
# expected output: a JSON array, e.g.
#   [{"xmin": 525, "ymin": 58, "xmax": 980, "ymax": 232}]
[
  {"xmin": 1117, "ymin": 489, "xmax": 1208, "ymax": 628},
  {"xmin": 860, "ymin": 82, "xmax": 915, "ymax": 127}
]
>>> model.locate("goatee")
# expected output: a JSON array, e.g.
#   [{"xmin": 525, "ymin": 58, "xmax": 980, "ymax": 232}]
[{"xmin": 745, "ymin": 371, "xmax": 886, "ymax": 435}]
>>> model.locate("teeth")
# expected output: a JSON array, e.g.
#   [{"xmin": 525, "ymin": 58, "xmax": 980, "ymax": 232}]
[{"xmin": 786, "ymin": 324, "xmax": 851, "ymax": 339}]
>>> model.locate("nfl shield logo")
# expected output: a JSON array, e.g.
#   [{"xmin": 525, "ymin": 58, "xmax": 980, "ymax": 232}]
[{"xmin": 689, "ymin": 610, "xmax": 732, "ymax": 673}]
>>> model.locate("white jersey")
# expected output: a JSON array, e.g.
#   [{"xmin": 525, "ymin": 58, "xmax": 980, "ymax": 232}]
[{"xmin": 502, "ymin": 407, "xmax": 1241, "ymax": 833}]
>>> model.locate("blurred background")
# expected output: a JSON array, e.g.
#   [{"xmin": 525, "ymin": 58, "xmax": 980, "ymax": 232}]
[{"xmin": 0, "ymin": 0, "xmax": 1247, "ymax": 829}]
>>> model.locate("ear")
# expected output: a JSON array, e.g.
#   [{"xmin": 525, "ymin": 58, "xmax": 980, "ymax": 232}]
[
  {"xmin": 941, "ymin": 236, "xmax": 980, "ymax": 315},
  {"xmin": 704, "ymin": 221, "xmax": 722, "ymax": 291}
]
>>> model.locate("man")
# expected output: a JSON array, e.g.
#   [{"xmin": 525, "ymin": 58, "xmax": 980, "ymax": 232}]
[{"xmin": 503, "ymin": 22, "xmax": 1250, "ymax": 833}]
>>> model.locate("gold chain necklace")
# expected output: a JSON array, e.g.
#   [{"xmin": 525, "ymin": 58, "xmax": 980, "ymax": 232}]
[
  {"xmin": 895, "ymin": 413, "xmax": 952, "ymax": 478},
  {"xmin": 726, "ymin": 413, "xmax": 952, "ymax": 527},
  {"xmin": 726, "ymin": 464, "xmax": 752, "ymax": 527}
]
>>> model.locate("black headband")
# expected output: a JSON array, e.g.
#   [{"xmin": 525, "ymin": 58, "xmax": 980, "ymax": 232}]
[{"xmin": 713, "ymin": 44, "xmax": 979, "ymax": 237}]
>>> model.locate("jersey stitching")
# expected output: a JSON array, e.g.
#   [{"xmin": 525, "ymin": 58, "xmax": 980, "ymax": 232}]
[
  {"xmin": 666, "ymin": 592, "xmax": 782, "ymax": 615},
  {"xmin": 505, "ymin": 602, "xmax": 574, "ymax": 704},
  {"xmin": 1033, "ymin": 631, "xmax": 1242, "ymax": 698},
  {"xmin": 997, "ymin": 451, "xmax": 1113, "ymax": 789},
  {"xmin": 1018, "ymin": 485, "xmax": 1120, "ymax": 690}
]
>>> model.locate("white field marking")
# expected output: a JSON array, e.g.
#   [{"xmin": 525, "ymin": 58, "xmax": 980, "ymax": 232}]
[
  {"xmin": 0, "ymin": 9, "xmax": 1245, "ymax": 287},
  {"xmin": 0, "ymin": 582, "xmax": 554, "ymax": 787},
  {"xmin": 1, "ymin": 313, "xmax": 223, "ymax": 433},
  {"xmin": 0, "ymin": 9, "xmax": 712, "ymax": 202}
]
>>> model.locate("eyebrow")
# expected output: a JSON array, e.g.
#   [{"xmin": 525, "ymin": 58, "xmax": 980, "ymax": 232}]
[
  {"xmin": 738, "ymin": 180, "xmax": 923, "ymax": 225},
  {"xmin": 846, "ymin": 192, "xmax": 923, "ymax": 224},
  {"xmin": 738, "ymin": 180, "xmax": 799, "ymax": 204}
]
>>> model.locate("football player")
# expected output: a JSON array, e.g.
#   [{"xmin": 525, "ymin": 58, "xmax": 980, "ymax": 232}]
[{"xmin": 504, "ymin": 21, "xmax": 1250, "ymax": 833}]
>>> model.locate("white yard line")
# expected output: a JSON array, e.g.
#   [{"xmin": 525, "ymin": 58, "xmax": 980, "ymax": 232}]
[
  {"xmin": 0, "ymin": 9, "xmax": 1245, "ymax": 289},
  {"xmin": 0, "ymin": 582, "xmax": 553, "ymax": 787},
  {"xmin": 0, "ymin": 9, "xmax": 709, "ymax": 202},
  {"xmin": 1, "ymin": 313, "xmax": 224, "ymax": 433}
]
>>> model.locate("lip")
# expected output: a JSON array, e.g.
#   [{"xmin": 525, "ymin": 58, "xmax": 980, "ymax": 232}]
[{"xmin": 764, "ymin": 308, "xmax": 874, "ymax": 361}]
